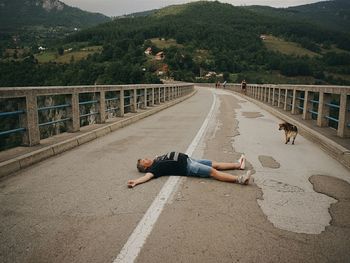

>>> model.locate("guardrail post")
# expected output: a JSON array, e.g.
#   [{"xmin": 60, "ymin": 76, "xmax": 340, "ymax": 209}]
[
  {"xmin": 119, "ymin": 89, "xmax": 124, "ymax": 117},
  {"xmin": 317, "ymin": 92, "xmax": 331, "ymax": 127},
  {"xmin": 162, "ymin": 87, "xmax": 166, "ymax": 102},
  {"xmin": 291, "ymin": 89, "xmax": 298, "ymax": 114},
  {"xmin": 270, "ymin": 87, "xmax": 275, "ymax": 106},
  {"xmin": 66, "ymin": 93, "xmax": 80, "ymax": 132},
  {"xmin": 277, "ymin": 89, "xmax": 281, "ymax": 108},
  {"xmin": 21, "ymin": 93, "xmax": 40, "ymax": 146},
  {"xmin": 337, "ymin": 93, "xmax": 350, "ymax": 137},
  {"xmin": 283, "ymin": 89, "xmax": 288, "ymax": 110},
  {"xmin": 262, "ymin": 87, "xmax": 265, "ymax": 101},
  {"xmin": 98, "ymin": 91, "xmax": 106, "ymax": 123},
  {"xmin": 151, "ymin": 88, "xmax": 154, "ymax": 106},
  {"xmin": 144, "ymin": 88, "xmax": 148, "ymax": 107},
  {"xmin": 158, "ymin": 87, "xmax": 162, "ymax": 104},
  {"xmin": 132, "ymin": 89, "xmax": 137, "ymax": 112},
  {"xmin": 255, "ymin": 86, "xmax": 258, "ymax": 99},
  {"xmin": 303, "ymin": 90, "xmax": 312, "ymax": 120},
  {"xmin": 154, "ymin": 88, "xmax": 160, "ymax": 104}
]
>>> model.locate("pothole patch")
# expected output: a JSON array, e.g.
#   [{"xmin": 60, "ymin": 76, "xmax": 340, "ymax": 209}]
[
  {"xmin": 242, "ymin": 111, "xmax": 263, "ymax": 118},
  {"xmin": 262, "ymin": 179, "xmax": 304, "ymax": 193},
  {"xmin": 309, "ymin": 175, "xmax": 350, "ymax": 228},
  {"xmin": 258, "ymin": 155, "xmax": 280, "ymax": 169}
]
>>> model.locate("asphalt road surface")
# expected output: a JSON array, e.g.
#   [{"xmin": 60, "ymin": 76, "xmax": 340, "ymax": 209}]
[{"xmin": 1, "ymin": 87, "xmax": 349, "ymax": 263}]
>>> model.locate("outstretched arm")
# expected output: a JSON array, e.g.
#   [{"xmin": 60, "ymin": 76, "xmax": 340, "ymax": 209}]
[{"xmin": 127, "ymin": 172, "xmax": 154, "ymax": 188}]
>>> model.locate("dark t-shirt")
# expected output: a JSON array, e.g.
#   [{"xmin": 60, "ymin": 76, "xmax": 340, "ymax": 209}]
[{"xmin": 147, "ymin": 152, "xmax": 189, "ymax": 178}]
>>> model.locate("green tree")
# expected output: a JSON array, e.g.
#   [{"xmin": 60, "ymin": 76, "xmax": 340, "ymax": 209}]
[{"xmin": 57, "ymin": 47, "xmax": 64, "ymax": 56}]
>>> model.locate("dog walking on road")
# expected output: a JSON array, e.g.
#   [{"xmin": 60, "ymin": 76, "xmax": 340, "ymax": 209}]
[{"xmin": 279, "ymin": 122, "xmax": 298, "ymax": 144}]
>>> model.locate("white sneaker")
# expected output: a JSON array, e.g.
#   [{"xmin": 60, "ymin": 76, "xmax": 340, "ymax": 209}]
[
  {"xmin": 237, "ymin": 170, "xmax": 252, "ymax": 185},
  {"xmin": 239, "ymin": 154, "xmax": 246, "ymax": 170}
]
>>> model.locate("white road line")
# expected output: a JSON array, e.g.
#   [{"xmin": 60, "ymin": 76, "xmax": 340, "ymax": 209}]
[{"xmin": 113, "ymin": 89, "xmax": 217, "ymax": 263}]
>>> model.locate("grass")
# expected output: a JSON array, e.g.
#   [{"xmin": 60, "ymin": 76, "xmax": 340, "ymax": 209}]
[
  {"xmin": 150, "ymin": 38, "xmax": 182, "ymax": 49},
  {"xmin": 263, "ymin": 35, "xmax": 319, "ymax": 57},
  {"xmin": 35, "ymin": 45, "xmax": 102, "ymax": 64},
  {"xmin": 35, "ymin": 52, "xmax": 57, "ymax": 63},
  {"xmin": 231, "ymin": 70, "xmax": 317, "ymax": 85},
  {"xmin": 320, "ymin": 45, "xmax": 350, "ymax": 55},
  {"xmin": 153, "ymin": 5, "xmax": 187, "ymax": 17},
  {"xmin": 327, "ymin": 72, "xmax": 350, "ymax": 82}
]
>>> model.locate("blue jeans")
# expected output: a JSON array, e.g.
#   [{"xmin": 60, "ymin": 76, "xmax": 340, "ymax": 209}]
[{"xmin": 186, "ymin": 158, "xmax": 212, "ymax": 178}]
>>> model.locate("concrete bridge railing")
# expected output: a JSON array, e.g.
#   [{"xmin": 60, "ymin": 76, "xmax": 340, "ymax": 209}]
[
  {"xmin": 0, "ymin": 84, "xmax": 194, "ymax": 148},
  {"xmin": 245, "ymin": 84, "xmax": 350, "ymax": 138},
  {"xmin": 217, "ymin": 83, "xmax": 349, "ymax": 138}
]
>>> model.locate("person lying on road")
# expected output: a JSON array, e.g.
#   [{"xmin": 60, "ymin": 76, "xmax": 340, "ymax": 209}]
[{"xmin": 127, "ymin": 151, "xmax": 252, "ymax": 188}]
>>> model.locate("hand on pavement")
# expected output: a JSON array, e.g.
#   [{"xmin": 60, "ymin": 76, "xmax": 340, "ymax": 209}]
[{"xmin": 127, "ymin": 180, "xmax": 137, "ymax": 188}]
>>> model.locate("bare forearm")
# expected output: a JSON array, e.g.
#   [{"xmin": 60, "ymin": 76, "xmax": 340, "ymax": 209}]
[
  {"xmin": 128, "ymin": 173, "xmax": 154, "ymax": 188},
  {"xmin": 136, "ymin": 173, "xmax": 153, "ymax": 184}
]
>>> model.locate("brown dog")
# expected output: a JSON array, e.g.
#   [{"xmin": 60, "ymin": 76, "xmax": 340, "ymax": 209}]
[{"xmin": 279, "ymin": 122, "xmax": 298, "ymax": 144}]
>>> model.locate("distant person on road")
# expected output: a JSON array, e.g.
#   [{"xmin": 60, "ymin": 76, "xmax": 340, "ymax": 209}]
[
  {"xmin": 241, "ymin": 80, "xmax": 247, "ymax": 95},
  {"xmin": 127, "ymin": 151, "xmax": 252, "ymax": 188},
  {"xmin": 223, "ymin": 81, "xmax": 227, "ymax": 88}
]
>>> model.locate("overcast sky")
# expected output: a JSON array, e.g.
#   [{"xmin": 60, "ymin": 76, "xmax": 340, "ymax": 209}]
[{"xmin": 61, "ymin": 0, "xmax": 328, "ymax": 17}]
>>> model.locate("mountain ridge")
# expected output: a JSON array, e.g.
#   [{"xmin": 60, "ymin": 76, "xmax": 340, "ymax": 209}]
[
  {"xmin": 0, "ymin": 0, "xmax": 110, "ymax": 29},
  {"xmin": 245, "ymin": 0, "xmax": 350, "ymax": 33},
  {"xmin": 1, "ymin": 0, "xmax": 349, "ymax": 87}
]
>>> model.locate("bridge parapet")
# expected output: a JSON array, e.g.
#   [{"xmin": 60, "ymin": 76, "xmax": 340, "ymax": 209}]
[
  {"xmin": 223, "ymin": 83, "xmax": 350, "ymax": 138},
  {"xmin": 0, "ymin": 84, "xmax": 194, "ymax": 149}
]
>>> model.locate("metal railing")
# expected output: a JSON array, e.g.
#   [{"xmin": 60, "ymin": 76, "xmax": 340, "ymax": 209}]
[
  {"xmin": 241, "ymin": 84, "xmax": 350, "ymax": 137},
  {"xmin": 0, "ymin": 110, "xmax": 26, "ymax": 137},
  {"xmin": 0, "ymin": 83, "xmax": 194, "ymax": 148}
]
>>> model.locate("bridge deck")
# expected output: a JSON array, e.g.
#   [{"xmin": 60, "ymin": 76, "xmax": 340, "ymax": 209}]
[{"xmin": 1, "ymin": 87, "xmax": 349, "ymax": 263}]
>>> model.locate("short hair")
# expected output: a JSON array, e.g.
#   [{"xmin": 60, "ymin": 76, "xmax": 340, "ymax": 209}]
[{"xmin": 137, "ymin": 159, "xmax": 147, "ymax": 173}]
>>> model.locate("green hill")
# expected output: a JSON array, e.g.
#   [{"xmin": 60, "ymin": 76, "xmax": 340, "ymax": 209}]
[
  {"xmin": 0, "ymin": 0, "xmax": 110, "ymax": 47},
  {"xmin": 0, "ymin": 0, "xmax": 110, "ymax": 29},
  {"xmin": 245, "ymin": 0, "xmax": 350, "ymax": 33},
  {"xmin": 1, "ymin": 1, "xmax": 350, "ymax": 87}
]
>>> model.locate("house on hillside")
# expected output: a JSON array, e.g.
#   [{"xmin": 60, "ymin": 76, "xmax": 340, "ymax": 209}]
[
  {"xmin": 260, "ymin": 35, "xmax": 267, "ymax": 40},
  {"xmin": 205, "ymin": 71, "xmax": 217, "ymax": 78},
  {"xmin": 155, "ymin": 51, "xmax": 165, "ymax": 60},
  {"xmin": 157, "ymin": 64, "xmax": 169, "ymax": 76},
  {"xmin": 144, "ymin": 47, "xmax": 152, "ymax": 55}
]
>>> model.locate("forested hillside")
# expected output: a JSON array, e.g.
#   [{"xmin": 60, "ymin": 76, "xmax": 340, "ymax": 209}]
[
  {"xmin": 246, "ymin": 0, "xmax": 350, "ymax": 33},
  {"xmin": 0, "ymin": 0, "xmax": 110, "ymax": 29},
  {"xmin": 1, "ymin": 0, "xmax": 350, "ymax": 87},
  {"xmin": 0, "ymin": 0, "xmax": 110, "ymax": 47}
]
